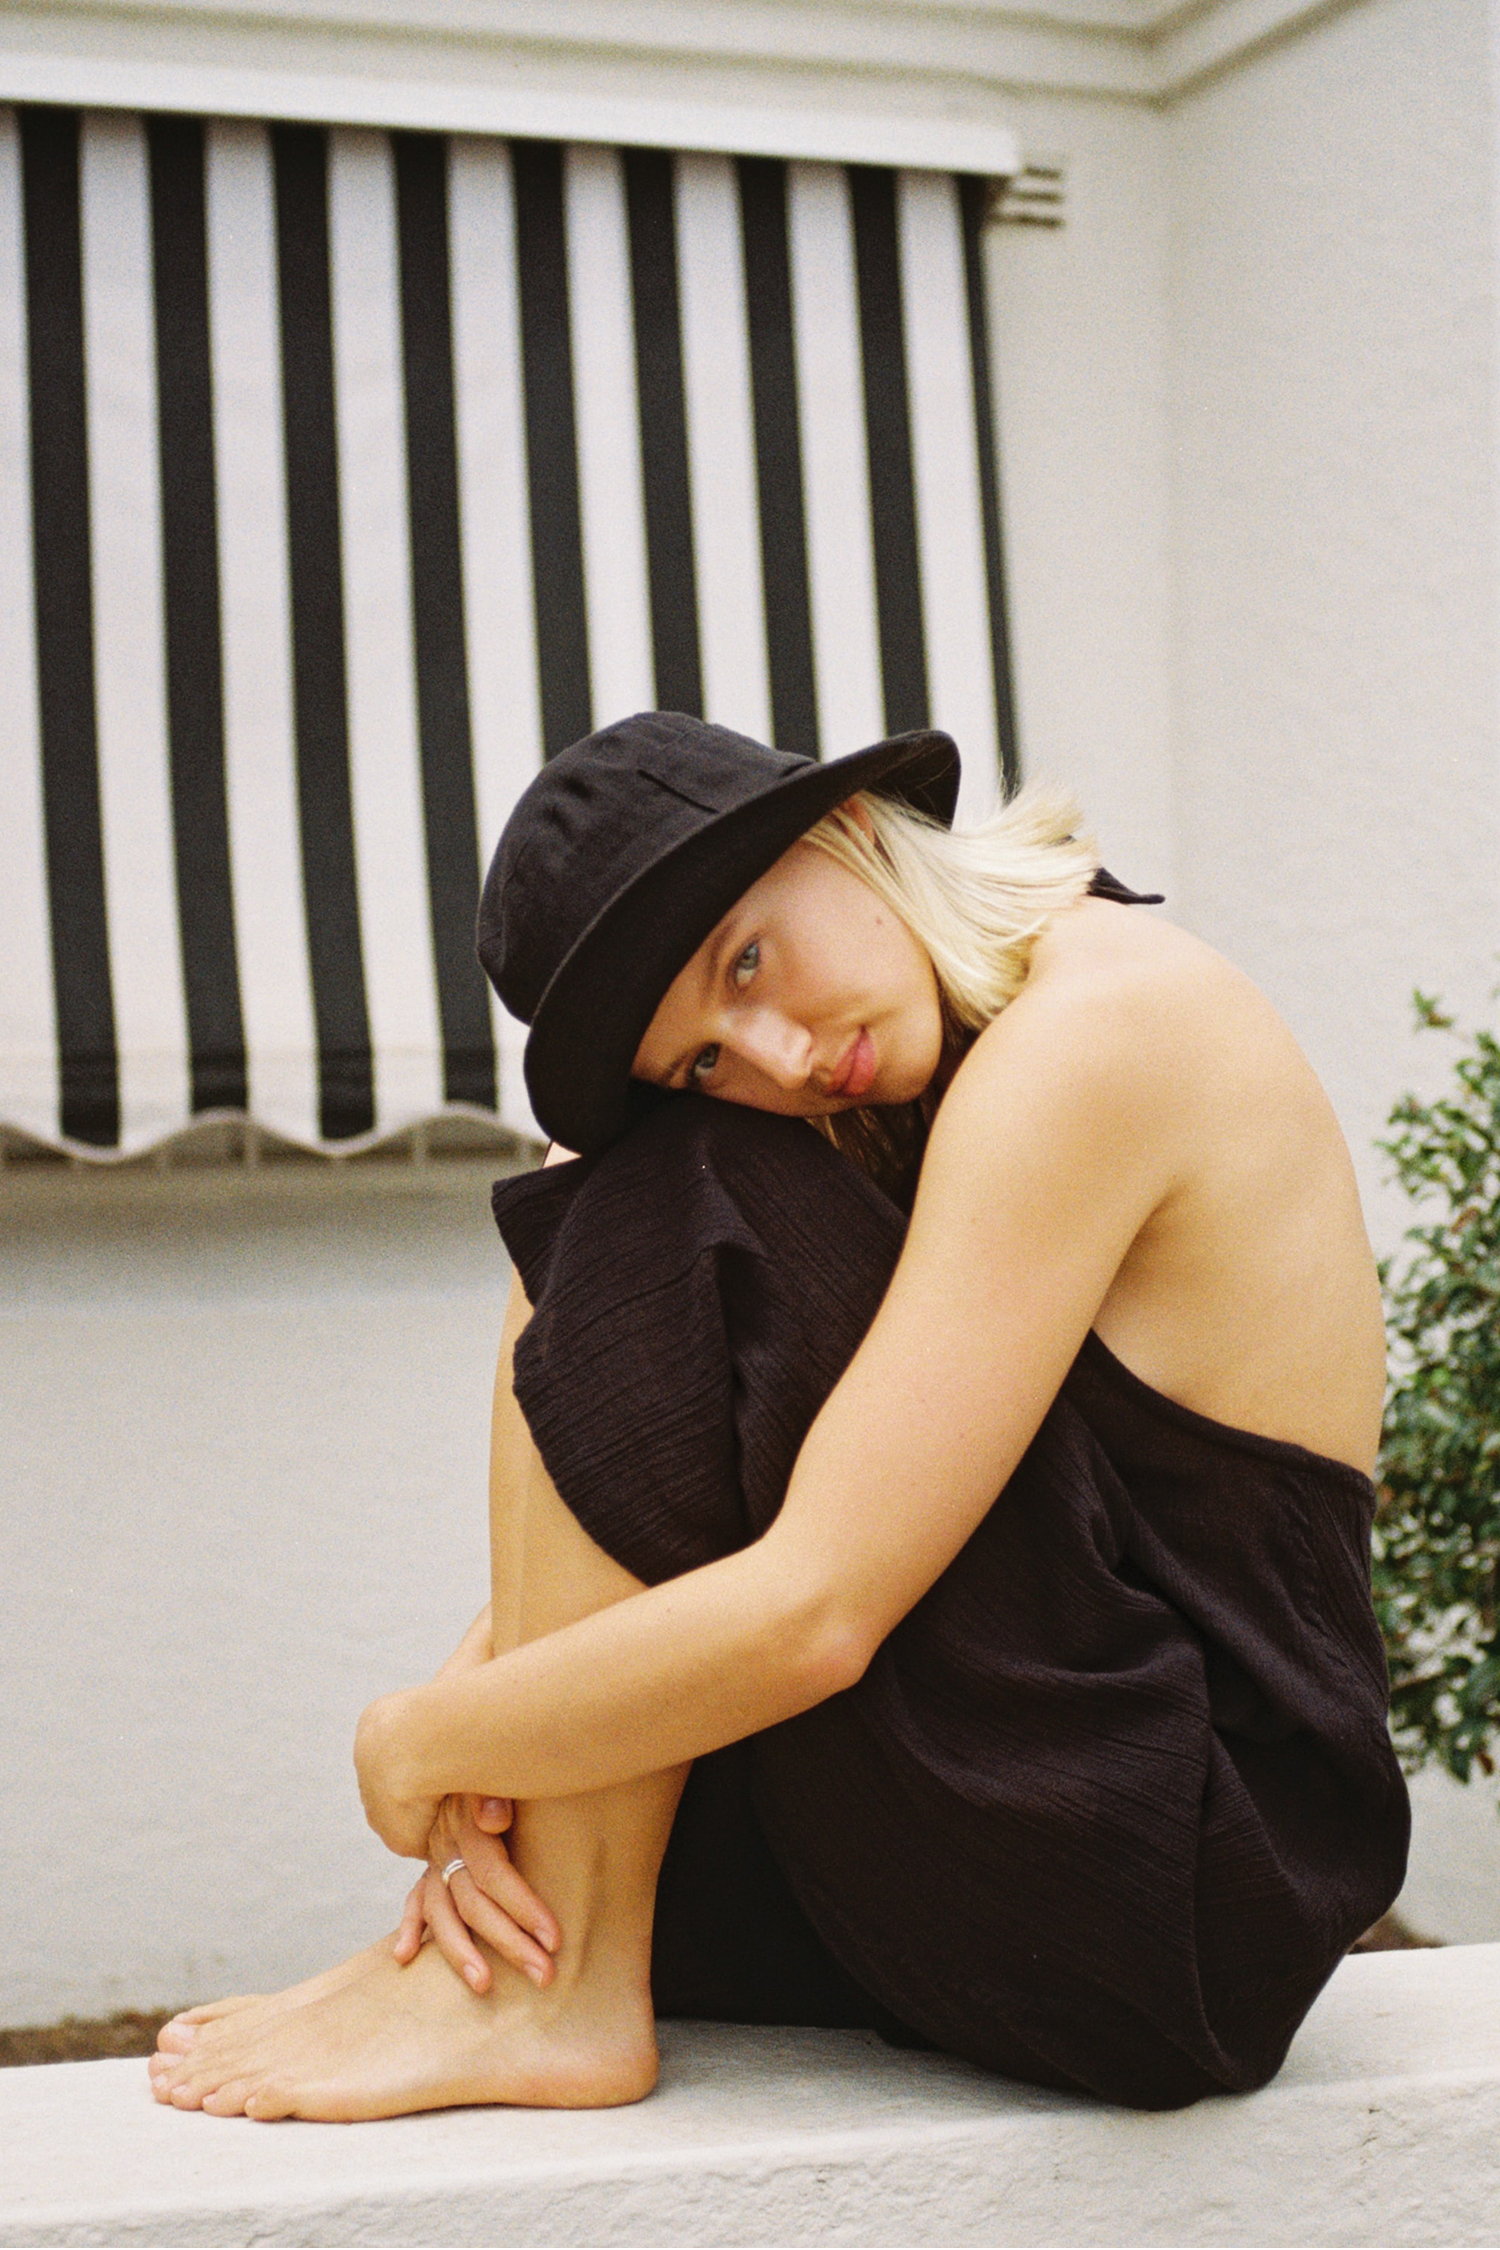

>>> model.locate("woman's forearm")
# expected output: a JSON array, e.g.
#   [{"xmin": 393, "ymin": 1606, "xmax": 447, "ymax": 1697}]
[
  {"xmin": 434, "ymin": 1603, "xmax": 493, "ymax": 1680},
  {"xmin": 371, "ymin": 1532, "xmax": 869, "ymax": 1807},
  {"xmin": 370, "ymin": 1038, "xmax": 1127, "ymax": 1821}
]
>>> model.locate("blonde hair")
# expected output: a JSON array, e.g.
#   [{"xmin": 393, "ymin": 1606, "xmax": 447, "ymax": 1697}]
[{"xmin": 800, "ymin": 780, "xmax": 1099, "ymax": 1194}]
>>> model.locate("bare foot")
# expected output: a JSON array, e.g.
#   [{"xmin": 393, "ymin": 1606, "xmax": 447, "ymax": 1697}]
[
  {"xmin": 155, "ymin": 1941, "xmax": 393, "ymax": 2055},
  {"xmin": 147, "ymin": 1932, "xmax": 656, "ymax": 2120}
]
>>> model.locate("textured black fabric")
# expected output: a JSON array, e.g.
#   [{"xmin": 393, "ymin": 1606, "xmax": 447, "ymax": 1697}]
[
  {"xmin": 1090, "ymin": 865, "xmax": 1163, "ymax": 906},
  {"xmin": 650, "ymin": 1741, "xmax": 931, "ymax": 2042},
  {"xmin": 491, "ymin": 1101, "xmax": 1408, "ymax": 2110}
]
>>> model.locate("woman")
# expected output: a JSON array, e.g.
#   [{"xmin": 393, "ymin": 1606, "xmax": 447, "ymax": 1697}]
[{"xmin": 150, "ymin": 711, "xmax": 1407, "ymax": 2121}]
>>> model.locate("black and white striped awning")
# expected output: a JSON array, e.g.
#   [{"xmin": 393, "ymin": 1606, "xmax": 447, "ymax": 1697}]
[{"xmin": 0, "ymin": 104, "xmax": 1016, "ymax": 1157}]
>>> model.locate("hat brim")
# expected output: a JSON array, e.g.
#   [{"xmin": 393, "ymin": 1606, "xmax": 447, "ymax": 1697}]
[{"xmin": 524, "ymin": 728, "xmax": 960, "ymax": 1154}]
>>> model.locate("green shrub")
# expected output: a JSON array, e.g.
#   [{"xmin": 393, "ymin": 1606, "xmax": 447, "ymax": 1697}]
[{"xmin": 1373, "ymin": 995, "xmax": 1500, "ymax": 1783}]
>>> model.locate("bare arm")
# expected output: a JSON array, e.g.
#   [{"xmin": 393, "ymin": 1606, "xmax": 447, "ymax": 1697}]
[
  {"xmin": 358, "ymin": 980, "xmax": 1174, "ymax": 1842},
  {"xmin": 437, "ymin": 1603, "xmax": 494, "ymax": 1676}
]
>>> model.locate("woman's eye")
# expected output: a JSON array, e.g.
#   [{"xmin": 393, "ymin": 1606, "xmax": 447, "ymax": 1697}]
[
  {"xmin": 689, "ymin": 1044, "xmax": 721, "ymax": 1087},
  {"xmin": 733, "ymin": 941, "xmax": 760, "ymax": 988}
]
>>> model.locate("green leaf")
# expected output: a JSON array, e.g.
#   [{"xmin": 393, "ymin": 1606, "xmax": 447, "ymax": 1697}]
[{"xmin": 1377, "ymin": 996, "xmax": 1500, "ymax": 1793}]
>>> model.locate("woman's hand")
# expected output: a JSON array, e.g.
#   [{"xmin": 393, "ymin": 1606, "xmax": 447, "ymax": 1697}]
[
  {"xmin": 392, "ymin": 1795, "xmax": 561, "ymax": 1992},
  {"xmin": 353, "ymin": 1611, "xmax": 493, "ymax": 1856},
  {"xmin": 354, "ymin": 1688, "xmax": 444, "ymax": 1859}
]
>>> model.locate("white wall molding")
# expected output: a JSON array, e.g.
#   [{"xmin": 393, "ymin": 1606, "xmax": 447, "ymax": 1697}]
[
  {"xmin": 0, "ymin": 0, "xmax": 1373, "ymax": 148},
  {"xmin": 1151, "ymin": 0, "xmax": 1370, "ymax": 97}
]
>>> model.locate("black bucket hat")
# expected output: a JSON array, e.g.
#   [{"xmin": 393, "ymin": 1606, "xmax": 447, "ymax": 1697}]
[{"xmin": 478, "ymin": 711, "xmax": 960, "ymax": 1155}]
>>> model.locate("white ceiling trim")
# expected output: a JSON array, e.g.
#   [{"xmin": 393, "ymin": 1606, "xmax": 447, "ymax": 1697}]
[
  {"xmin": 1149, "ymin": 0, "xmax": 1363, "ymax": 95},
  {"xmin": 0, "ymin": 0, "xmax": 1365, "ymax": 141}
]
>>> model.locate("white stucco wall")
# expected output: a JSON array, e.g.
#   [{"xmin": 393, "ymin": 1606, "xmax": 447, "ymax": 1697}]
[
  {"xmin": 1161, "ymin": 0, "xmax": 1500, "ymax": 1250},
  {"xmin": 0, "ymin": 1165, "xmax": 505, "ymax": 2026},
  {"xmin": 6, "ymin": 0, "xmax": 1500, "ymax": 2031},
  {"xmin": 984, "ymin": 94, "xmax": 1175, "ymax": 894}
]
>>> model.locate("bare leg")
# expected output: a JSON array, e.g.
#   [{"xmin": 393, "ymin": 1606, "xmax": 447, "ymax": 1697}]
[{"xmin": 150, "ymin": 1271, "xmax": 688, "ymax": 2119}]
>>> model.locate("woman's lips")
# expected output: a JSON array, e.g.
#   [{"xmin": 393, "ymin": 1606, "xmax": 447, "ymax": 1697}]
[{"xmin": 828, "ymin": 1029, "xmax": 877, "ymax": 1101}]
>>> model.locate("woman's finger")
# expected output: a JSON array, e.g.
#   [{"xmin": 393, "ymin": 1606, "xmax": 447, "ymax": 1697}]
[
  {"xmin": 421, "ymin": 1868, "xmax": 496, "ymax": 1993},
  {"xmin": 462, "ymin": 1843, "xmax": 560, "ymax": 1955},
  {"xmin": 392, "ymin": 1880, "xmax": 426, "ymax": 1965},
  {"xmin": 450, "ymin": 1807, "xmax": 560, "ymax": 1952},
  {"xmin": 471, "ymin": 1796, "xmax": 513, "ymax": 1834},
  {"xmin": 446, "ymin": 1868, "xmax": 555, "ymax": 1987}
]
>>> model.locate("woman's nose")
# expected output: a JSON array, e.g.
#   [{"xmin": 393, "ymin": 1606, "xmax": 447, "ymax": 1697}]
[{"xmin": 735, "ymin": 1011, "xmax": 812, "ymax": 1091}]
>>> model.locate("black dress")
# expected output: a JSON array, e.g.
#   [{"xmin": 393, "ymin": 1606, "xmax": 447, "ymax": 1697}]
[{"xmin": 490, "ymin": 1094, "xmax": 1408, "ymax": 2112}]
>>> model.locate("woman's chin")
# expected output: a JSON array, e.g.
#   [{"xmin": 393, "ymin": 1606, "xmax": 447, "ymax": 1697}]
[
  {"xmin": 870, "ymin": 1050, "xmax": 944, "ymax": 1108},
  {"xmin": 844, "ymin": 1077, "xmax": 931, "ymax": 1114}
]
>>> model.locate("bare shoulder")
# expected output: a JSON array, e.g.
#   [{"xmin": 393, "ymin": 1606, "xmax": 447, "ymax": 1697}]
[
  {"xmin": 900, "ymin": 906, "xmax": 1208, "ymax": 1365},
  {"xmin": 923, "ymin": 899, "xmax": 1386, "ymax": 1472},
  {"xmin": 1010, "ymin": 896, "xmax": 1283, "ymax": 1051},
  {"xmin": 934, "ymin": 900, "xmax": 1266, "ymax": 1165}
]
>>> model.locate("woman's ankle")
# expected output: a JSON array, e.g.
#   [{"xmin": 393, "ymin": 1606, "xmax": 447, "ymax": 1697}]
[{"xmin": 506, "ymin": 1791, "xmax": 672, "ymax": 2003}]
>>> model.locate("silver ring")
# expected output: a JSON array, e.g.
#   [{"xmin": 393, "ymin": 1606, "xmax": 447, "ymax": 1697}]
[{"xmin": 439, "ymin": 1857, "xmax": 466, "ymax": 1888}]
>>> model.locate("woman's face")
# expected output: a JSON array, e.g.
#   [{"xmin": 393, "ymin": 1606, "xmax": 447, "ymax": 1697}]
[{"xmin": 633, "ymin": 830, "xmax": 944, "ymax": 1117}]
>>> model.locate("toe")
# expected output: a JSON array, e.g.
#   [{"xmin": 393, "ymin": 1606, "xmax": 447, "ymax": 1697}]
[
  {"xmin": 175, "ymin": 1995, "xmax": 262, "ymax": 2026},
  {"xmin": 200, "ymin": 2076, "xmax": 257, "ymax": 2117},
  {"xmin": 243, "ymin": 2077, "xmax": 300, "ymax": 2122},
  {"xmin": 162, "ymin": 2047, "xmax": 238, "ymax": 2108}
]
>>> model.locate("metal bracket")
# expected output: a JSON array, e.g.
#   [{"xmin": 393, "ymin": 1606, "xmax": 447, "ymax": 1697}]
[{"xmin": 987, "ymin": 162, "xmax": 1065, "ymax": 229}]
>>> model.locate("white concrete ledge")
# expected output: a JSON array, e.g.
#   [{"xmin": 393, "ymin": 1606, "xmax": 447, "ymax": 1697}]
[{"xmin": 3, "ymin": 1946, "xmax": 1498, "ymax": 2248}]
